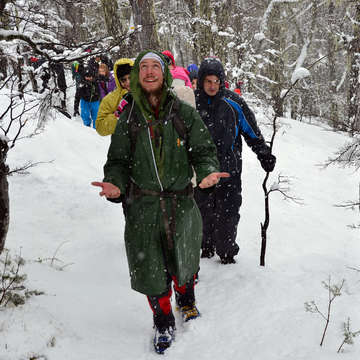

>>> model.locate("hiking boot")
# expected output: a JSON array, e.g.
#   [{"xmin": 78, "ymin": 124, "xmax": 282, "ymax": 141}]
[
  {"xmin": 201, "ymin": 249, "xmax": 215, "ymax": 258},
  {"xmin": 153, "ymin": 326, "xmax": 175, "ymax": 354},
  {"xmin": 178, "ymin": 304, "xmax": 201, "ymax": 322},
  {"xmin": 220, "ymin": 256, "xmax": 236, "ymax": 265},
  {"xmin": 73, "ymin": 110, "xmax": 80, "ymax": 116}
]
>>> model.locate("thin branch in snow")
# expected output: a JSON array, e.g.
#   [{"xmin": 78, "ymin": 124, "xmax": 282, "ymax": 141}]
[
  {"xmin": 7, "ymin": 160, "xmax": 53, "ymax": 176},
  {"xmin": 304, "ymin": 277, "xmax": 345, "ymax": 347},
  {"xmin": 267, "ymin": 174, "xmax": 303, "ymax": 204}
]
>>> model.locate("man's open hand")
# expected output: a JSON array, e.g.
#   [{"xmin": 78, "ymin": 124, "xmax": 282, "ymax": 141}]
[
  {"xmin": 198, "ymin": 172, "xmax": 230, "ymax": 189},
  {"xmin": 91, "ymin": 181, "xmax": 121, "ymax": 198}
]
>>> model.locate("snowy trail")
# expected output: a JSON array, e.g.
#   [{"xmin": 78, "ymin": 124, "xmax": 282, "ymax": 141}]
[{"xmin": 2, "ymin": 111, "xmax": 360, "ymax": 360}]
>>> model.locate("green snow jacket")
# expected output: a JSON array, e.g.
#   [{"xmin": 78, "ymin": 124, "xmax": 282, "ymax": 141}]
[{"xmin": 103, "ymin": 50, "xmax": 219, "ymax": 295}]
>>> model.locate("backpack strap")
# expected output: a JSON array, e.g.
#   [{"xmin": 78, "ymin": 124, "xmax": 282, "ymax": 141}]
[
  {"xmin": 126, "ymin": 99, "xmax": 145, "ymax": 156},
  {"xmin": 170, "ymin": 97, "xmax": 188, "ymax": 142},
  {"xmin": 128, "ymin": 97, "xmax": 188, "ymax": 156}
]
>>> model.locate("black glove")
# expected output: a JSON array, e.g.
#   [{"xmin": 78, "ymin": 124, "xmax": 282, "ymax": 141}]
[
  {"xmin": 97, "ymin": 75, "xmax": 108, "ymax": 82},
  {"xmin": 260, "ymin": 154, "xmax": 276, "ymax": 172}
]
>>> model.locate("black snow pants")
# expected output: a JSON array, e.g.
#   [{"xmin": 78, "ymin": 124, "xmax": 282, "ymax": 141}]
[{"xmin": 194, "ymin": 173, "xmax": 242, "ymax": 258}]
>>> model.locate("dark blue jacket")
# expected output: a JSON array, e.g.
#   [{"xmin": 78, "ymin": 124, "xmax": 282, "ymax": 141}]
[{"xmin": 195, "ymin": 57, "xmax": 273, "ymax": 177}]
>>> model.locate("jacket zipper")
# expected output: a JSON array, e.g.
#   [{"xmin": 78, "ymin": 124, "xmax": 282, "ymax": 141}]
[
  {"xmin": 144, "ymin": 101, "xmax": 175, "ymax": 192},
  {"xmin": 223, "ymin": 99, "xmax": 240, "ymax": 172},
  {"xmin": 147, "ymin": 126, "xmax": 164, "ymax": 192}
]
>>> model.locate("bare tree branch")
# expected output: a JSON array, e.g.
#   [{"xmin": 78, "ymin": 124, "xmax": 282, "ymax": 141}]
[
  {"xmin": 260, "ymin": 52, "xmax": 331, "ymax": 266},
  {"xmin": 323, "ymin": 140, "xmax": 360, "ymax": 170},
  {"xmin": 7, "ymin": 160, "xmax": 53, "ymax": 176}
]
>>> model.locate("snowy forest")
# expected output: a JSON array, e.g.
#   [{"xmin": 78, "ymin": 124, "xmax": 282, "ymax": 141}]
[
  {"xmin": 1, "ymin": 0, "xmax": 360, "ymax": 359},
  {"xmin": 1, "ymin": 0, "xmax": 360, "ymax": 128}
]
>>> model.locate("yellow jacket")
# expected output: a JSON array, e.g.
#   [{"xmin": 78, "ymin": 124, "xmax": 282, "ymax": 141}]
[{"xmin": 96, "ymin": 58, "xmax": 134, "ymax": 136}]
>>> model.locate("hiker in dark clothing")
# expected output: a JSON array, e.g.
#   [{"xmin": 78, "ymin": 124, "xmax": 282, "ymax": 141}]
[
  {"xmin": 30, "ymin": 57, "xmax": 67, "ymax": 109},
  {"xmin": 194, "ymin": 57, "xmax": 276, "ymax": 264},
  {"xmin": 78, "ymin": 69, "xmax": 100, "ymax": 128},
  {"xmin": 52, "ymin": 62, "xmax": 67, "ymax": 109},
  {"xmin": 72, "ymin": 60, "xmax": 85, "ymax": 116},
  {"xmin": 87, "ymin": 53, "xmax": 113, "ymax": 77},
  {"xmin": 87, "ymin": 55, "xmax": 101, "ymax": 76}
]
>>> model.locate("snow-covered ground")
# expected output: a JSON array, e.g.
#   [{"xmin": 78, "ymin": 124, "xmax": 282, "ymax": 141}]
[{"xmin": 1, "ymin": 99, "xmax": 359, "ymax": 359}]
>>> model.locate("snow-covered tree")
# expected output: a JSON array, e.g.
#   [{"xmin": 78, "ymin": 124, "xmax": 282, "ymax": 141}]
[
  {"xmin": 129, "ymin": 0, "xmax": 160, "ymax": 51},
  {"xmin": 347, "ymin": 1, "xmax": 360, "ymax": 134}
]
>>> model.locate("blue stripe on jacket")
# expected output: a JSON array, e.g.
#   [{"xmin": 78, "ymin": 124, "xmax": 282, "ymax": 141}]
[{"xmin": 224, "ymin": 97, "xmax": 259, "ymax": 140}]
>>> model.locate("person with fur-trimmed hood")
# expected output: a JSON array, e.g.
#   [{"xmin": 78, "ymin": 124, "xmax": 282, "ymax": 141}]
[
  {"xmin": 194, "ymin": 57, "xmax": 276, "ymax": 264},
  {"xmin": 92, "ymin": 50, "xmax": 228, "ymax": 354},
  {"xmin": 95, "ymin": 58, "xmax": 134, "ymax": 136}
]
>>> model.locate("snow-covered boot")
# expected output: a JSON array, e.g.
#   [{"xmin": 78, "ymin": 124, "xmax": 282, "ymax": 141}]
[
  {"xmin": 173, "ymin": 276, "xmax": 200, "ymax": 322},
  {"xmin": 147, "ymin": 292, "xmax": 176, "ymax": 354},
  {"xmin": 153, "ymin": 326, "xmax": 175, "ymax": 354},
  {"xmin": 178, "ymin": 304, "xmax": 201, "ymax": 322},
  {"xmin": 220, "ymin": 256, "xmax": 236, "ymax": 264},
  {"xmin": 201, "ymin": 248, "xmax": 215, "ymax": 258}
]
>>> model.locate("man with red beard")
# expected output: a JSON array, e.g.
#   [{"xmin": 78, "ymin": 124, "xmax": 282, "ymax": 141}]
[{"xmin": 92, "ymin": 50, "xmax": 228, "ymax": 354}]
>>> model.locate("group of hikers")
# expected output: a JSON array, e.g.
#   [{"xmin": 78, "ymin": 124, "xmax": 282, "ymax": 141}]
[
  {"xmin": 69, "ymin": 49, "xmax": 245, "ymax": 132},
  {"xmin": 87, "ymin": 49, "xmax": 276, "ymax": 354},
  {"xmin": 70, "ymin": 51, "xmax": 115, "ymax": 125}
]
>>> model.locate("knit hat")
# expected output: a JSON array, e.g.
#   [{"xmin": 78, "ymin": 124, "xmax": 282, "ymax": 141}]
[
  {"xmin": 162, "ymin": 50, "xmax": 175, "ymax": 67},
  {"xmin": 198, "ymin": 57, "xmax": 225, "ymax": 90},
  {"xmin": 189, "ymin": 70, "xmax": 198, "ymax": 82},
  {"xmin": 139, "ymin": 52, "xmax": 165, "ymax": 72},
  {"xmin": 187, "ymin": 63, "xmax": 198, "ymax": 73},
  {"xmin": 116, "ymin": 63, "xmax": 132, "ymax": 79}
]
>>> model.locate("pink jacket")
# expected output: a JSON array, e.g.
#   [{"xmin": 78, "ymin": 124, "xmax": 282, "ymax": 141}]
[{"xmin": 170, "ymin": 66, "xmax": 192, "ymax": 88}]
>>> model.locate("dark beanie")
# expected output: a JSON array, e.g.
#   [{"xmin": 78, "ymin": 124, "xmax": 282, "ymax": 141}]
[
  {"xmin": 116, "ymin": 63, "xmax": 132, "ymax": 79},
  {"xmin": 189, "ymin": 70, "xmax": 198, "ymax": 82}
]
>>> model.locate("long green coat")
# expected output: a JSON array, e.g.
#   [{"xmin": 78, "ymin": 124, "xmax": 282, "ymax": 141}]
[{"xmin": 103, "ymin": 50, "xmax": 219, "ymax": 295}]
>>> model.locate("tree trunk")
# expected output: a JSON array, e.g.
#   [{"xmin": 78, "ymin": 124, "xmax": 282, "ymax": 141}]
[
  {"xmin": 0, "ymin": 138, "xmax": 9, "ymax": 254},
  {"xmin": 348, "ymin": 3, "xmax": 360, "ymax": 134},
  {"xmin": 268, "ymin": 3, "xmax": 285, "ymax": 117},
  {"xmin": 26, "ymin": 61, "xmax": 38, "ymax": 92},
  {"xmin": 0, "ymin": 47, "xmax": 7, "ymax": 81},
  {"xmin": 129, "ymin": 0, "xmax": 160, "ymax": 50},
  {"xmin": 10, "ymin": 57, "xmax": 23, "ymax": 98},
  {"xmin": 328, "ymin": 1, "xmax": 340, "ymax": 129},
  {"xmin": 0, "ymin": 0, "xmax": 9, "ymax": 15},
  {"xmin": 198, "ymin": 0, "xmax": 212, "ymax": 59},
  {"xmin": 184, "ymin": 0, "xmax": 199, "ymax": 64},
  {"xmin": 213, "ymin": 0, "xmax": 232, "ymax": 64},
  {"xmin": 100, "ymin": 0, "xmax": 123, "ymax": 42},
  {"xmin": 65, "ymin": 3, "xmax": 88, "ymax": 45}
]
